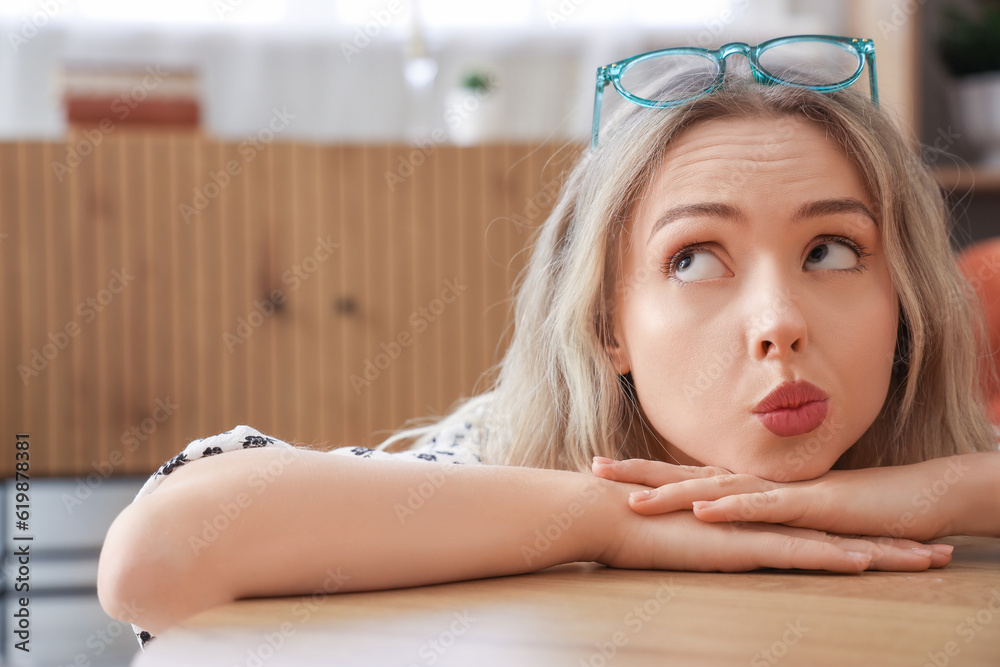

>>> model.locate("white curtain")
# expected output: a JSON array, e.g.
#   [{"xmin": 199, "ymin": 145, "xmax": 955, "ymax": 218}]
[{"xmin": 0, "ymin": 0, "xmax": 835, "ymax": 141}]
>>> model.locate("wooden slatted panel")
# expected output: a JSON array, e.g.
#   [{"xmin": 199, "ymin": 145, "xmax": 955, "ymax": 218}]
[
  {"xmin": 117, "ymin": 136, "xmax": 138, "ymax": 471},
  {"xmin": 0, "ymin": 146, "xmax": 14, "ymax": 453},
  {"xmin": 231, "ymin": 138, "xmax": 255, "ymax": 443},
  {"xmin": 0, "ymin": 136, "xmax": 571, "ymax": 477},
  {"xmin": 146, "ymin": 133, "xmax": 178, "ymax": 470},
  {"xmin": 174, "ymin": 133, "xmax": 201, "ymax": 448},
  {"xmin": 320, "ymin": 145, "xmax": 343, "ymax": 447},
  {"xmin": 339, "ymin": 145, "xmax": 368, "ymax": 445},
  {"xmin": 435, "ymin": 147, "xmax": 462, "ymax": 419},
  {"xmin": 385, "ymin": 144, "xmax": 415, "ymax": 435},
  {"xmin": 270, "ymin": 142, "xmax": 299, "ymax": 443},
  {"xmin": 133, "ymin": 134, "xmax": 153, "ymax": 471},
  {"xmin": 368, "ymin": 145, "xmax": 394, "ymax": 444},
  {"xmin": 20, "ymin": 143, "xmax": 48, "ymax": 470}
]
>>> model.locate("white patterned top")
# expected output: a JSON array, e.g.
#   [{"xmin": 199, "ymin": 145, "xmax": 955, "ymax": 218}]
[{"xmin": 127, "ymin": 412, "xmax": 483, "ymax": 649}]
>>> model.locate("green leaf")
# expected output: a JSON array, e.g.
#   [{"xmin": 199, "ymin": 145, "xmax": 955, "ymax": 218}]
[{"xmin": 939, "ymin": 2, "xmax": 1000, "ymax": 77}]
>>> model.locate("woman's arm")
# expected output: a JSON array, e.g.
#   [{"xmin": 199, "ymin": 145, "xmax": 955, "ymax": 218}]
[
  {"xmin": 100, "ymin": 447, "xmax": 633, "ymax": 635},
  {"xmin": 98, "ymin": 447, "xmax": 948, "ymax": 636},
  {"xmin": 100, "ymin": 447, "xmax": 605, "ymax": 635},
  {"xmin": 593, "ymin": 451, "xmax": 1000, "ymax": 540},
  {"xmin": 946, "ymin": 452, "xmax": 1000, "ymax": 537}
]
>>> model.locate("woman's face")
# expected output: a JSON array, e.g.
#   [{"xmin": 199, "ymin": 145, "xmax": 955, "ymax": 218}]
[{"xmin": 609, "ymin": 115, "xmax": 898, "ymax": 481}]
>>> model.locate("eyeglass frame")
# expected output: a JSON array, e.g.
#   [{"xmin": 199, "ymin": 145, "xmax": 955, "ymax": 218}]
[{"xmin": 591, "ymin": 34, "xmax": 879, "ymax": 148}]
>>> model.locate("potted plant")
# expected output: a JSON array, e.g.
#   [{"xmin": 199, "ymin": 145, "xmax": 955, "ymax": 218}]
[
  {"xmin": 939, "ymin": 1, "xmax": 1000, "ymax": 166},
  {"xmin": 444, "ymin": 69, "xmax": 501, "ymax": 145}
]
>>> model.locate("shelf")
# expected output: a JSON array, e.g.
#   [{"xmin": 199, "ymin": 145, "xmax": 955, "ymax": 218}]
[{"xmin": 934, "ymin": 165, "xmax": 1000, "ymax": 192}]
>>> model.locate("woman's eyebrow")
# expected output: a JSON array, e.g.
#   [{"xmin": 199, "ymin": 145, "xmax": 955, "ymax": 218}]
[
  {"xmin": 646, "ymin": 202, "xmax": 744, "ymax": 246},
  {"xmin": 794, "ymin": 198, "xmax": 877, "ymax": 225},
  {"xmin": 646, "ymin": 197, "xmax": 877, "ymax": 247}
]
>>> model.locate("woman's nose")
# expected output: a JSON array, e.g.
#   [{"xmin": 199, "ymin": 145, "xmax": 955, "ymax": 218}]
[{"xmin": 745, "ymin": 271, "xmax": 809, "ymax": 361}]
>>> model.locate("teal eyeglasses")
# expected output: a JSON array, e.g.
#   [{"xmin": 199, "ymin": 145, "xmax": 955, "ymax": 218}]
[{"xmin": 591, "ymin": 35, "xmax": 879, "ymax": 148}]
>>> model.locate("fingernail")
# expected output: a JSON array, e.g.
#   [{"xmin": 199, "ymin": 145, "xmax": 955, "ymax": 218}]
[
  {"xmin": 692, "ymin": 500, "xmax": 716, "ymax": 511},
  {"xmin": 630, "ymin": 490, "xmax": 656, "ymax": 502},
  {"xmin": 910, "ymin": 547, "xmax": 933, "ymax": 557},
  {"xmin": 847, "ymin": 551, "xmax": 871, "ymax": 564},
  {"xmin": 593, "ymin": 456, "xmax": 615, "ymax": 466},
  {"xmin": 930, "ymin": 544, "xmax": 954, "ymax": 555}
]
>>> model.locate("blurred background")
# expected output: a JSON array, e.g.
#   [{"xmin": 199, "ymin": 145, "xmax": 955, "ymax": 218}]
[{"xmin": 0, "ymin": 0, "xmax": 998, "ymax": 664}]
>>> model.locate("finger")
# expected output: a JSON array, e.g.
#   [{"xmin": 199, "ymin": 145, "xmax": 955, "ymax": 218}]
[
  {"xmin": 832, "ymin": 535, "xmax": 953, "ymax": 572},
  {"xmin": 691, "ymin": 488, "xmax": 807, "ymax": 525},
  {"xmin": 735, "ymin": 527, "xmax": 943, "ymax": 573},
  {"xmin": 694, "ymin": 497, "xmax": 955, "ymax": 569},
  {"xmin": 778, "ymin": 529, "xmax": 946, "ymax": 572},
  {"xmin": 629, "ymin": 476, "xmax": 778, "ymax": 515},
  {"xmin": 928, "ymin": 544, "xmax": 955, "ymax": 569},
  {"xmin": 592, "ymin": 457, "xmax": 731, "ymax": 487},
  {"xmin": 722, "ymin": 530, "xmax": 872, "ymax": 573}
]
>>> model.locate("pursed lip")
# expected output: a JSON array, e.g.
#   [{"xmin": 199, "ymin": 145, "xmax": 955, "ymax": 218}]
[{"xmin": 754, "ymin": 380, "xmax": 829, "ymax": 414}]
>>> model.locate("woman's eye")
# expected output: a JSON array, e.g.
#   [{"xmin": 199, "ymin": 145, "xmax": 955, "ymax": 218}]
[
  {"xmin": 804, "ymin": 242, "xmax": 859, "ymax": 271},
  {"xmin": 673, "ymin": 251, "xmax": 728, "ymax": 282}
]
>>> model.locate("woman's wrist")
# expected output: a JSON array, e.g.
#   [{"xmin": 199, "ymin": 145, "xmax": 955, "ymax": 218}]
[
  {"xmin": 570, "ymin": 473, "xmax": 646, "ymax": 565},
  {"xmin": 945, "ymin": 451, "xmax": 1000, "ymax": 538}
]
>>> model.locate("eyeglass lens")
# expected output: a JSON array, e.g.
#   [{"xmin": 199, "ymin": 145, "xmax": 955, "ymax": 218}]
[{"xmin": 617, "ymin": 40, "xmax": 864, "ymax": 104}]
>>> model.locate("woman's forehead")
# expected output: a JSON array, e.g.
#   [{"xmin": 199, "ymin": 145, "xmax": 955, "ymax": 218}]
[
  {"xmin": 660, "ymin": 115, "xmax": 833, "ymax": 173},
  {"xmin": 647, "ymin": 117, "xmax": 864, "ymax": 203}
]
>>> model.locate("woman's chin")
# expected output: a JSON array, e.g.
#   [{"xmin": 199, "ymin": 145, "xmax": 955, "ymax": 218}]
[{"xmin": 722, "ymin": 455, "xmax": 836, "ymax": 483}]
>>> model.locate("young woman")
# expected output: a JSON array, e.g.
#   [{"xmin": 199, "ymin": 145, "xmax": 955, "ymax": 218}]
[{"xmin": 98, "ymin": 36, "xmax": 1000, "ymax": 648}]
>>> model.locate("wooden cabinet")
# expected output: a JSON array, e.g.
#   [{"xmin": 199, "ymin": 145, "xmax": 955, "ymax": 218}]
[{"xmin": 0, "ymin": 132, "xmax": 566, "ymax": 476}]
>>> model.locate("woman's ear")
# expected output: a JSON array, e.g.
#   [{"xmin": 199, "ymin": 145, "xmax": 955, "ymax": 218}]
[{"xmin": 605, "ymin": 326, "xmax": 631, "ymax": 376}]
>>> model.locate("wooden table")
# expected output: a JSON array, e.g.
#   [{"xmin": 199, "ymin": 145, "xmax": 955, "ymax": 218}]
[{"xmin": 135, "ymin": 537, "xmax": 1000, "ymax": 666}]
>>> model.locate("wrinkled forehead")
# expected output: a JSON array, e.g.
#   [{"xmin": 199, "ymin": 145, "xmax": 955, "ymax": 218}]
[
  {"xmin": 617, "ymin": 114, "xmax": 873, "ymax": 255},
  {"xmin": 648, "ymin": 115, "xmax": 833, "ymax": 193}
]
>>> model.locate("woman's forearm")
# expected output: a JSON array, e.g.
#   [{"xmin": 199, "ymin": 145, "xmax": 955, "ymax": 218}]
[
  {"xmin": 97, "ymin": 447, "xmax": 624, "ymax": 635},
  {"xmin": 948, "ymin": 451, "xmax": 1000, "ymax": 538}
]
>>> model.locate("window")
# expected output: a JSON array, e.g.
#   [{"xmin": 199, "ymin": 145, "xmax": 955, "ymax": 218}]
[{"xmin": 1, "ymin": 0, "xmax": 744, "ymax": 31}]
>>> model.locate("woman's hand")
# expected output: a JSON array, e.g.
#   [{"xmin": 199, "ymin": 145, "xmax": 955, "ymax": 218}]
[
  {"xmin": 592, "ymin": 453, "xmax": 999, "ymax": 541},
  {"xmin": 595, "ymin": 505, "xmax": 953, "ymax": 573},
  {"xmin": 588, "ymin": 469, "xmax": 952, "ymax": 573}
]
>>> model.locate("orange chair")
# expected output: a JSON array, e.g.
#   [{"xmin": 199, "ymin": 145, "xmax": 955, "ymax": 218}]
[{"xmin": 957, "ymin": 237, "xmax": 1000, "ymax": 424}]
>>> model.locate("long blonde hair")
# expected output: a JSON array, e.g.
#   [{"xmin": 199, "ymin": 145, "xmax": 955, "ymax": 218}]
[{"xmin": 382, "ymin": 80, "xmax": 998, "ymax": 472}]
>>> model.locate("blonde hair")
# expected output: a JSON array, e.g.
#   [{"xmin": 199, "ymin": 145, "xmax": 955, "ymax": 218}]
[{"xmin": 381, "ymin": 80, "xmax": 998, "ymax": 473}]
